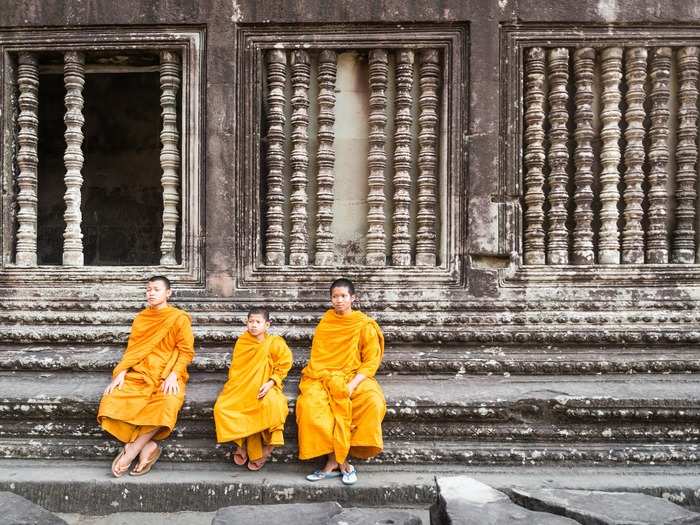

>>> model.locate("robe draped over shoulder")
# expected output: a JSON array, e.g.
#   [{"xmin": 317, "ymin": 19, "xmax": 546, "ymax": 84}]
[
  {"xmin": 97, "ymin": 305, "xmax": 194, "ymax": 443},
  {"xmin": 296, "ymin": 309, "xmax": 385, "ymax": 464}
]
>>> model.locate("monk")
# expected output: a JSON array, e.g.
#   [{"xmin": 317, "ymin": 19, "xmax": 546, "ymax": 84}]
[
  {"xmin": 97, "ymin": 275, "xmax": 194, "ymax": 477},
  {"xmin": 296, "ymin": 278, "xmax": 386, "ymax": 485},
  {"xmin": 213, "ymin": 307, "xmax": 292, "ymax": 470}
]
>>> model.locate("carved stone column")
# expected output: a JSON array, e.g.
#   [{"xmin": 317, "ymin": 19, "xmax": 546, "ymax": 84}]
[
  {"xmin": 621, "ymin": 47, "xmax": 647, "ymax": 264},
  {"xmin": 264, "ymin": 50, "xmax": 287, "ymax": 266},
  {"xmin": 15, "ymin": 53, "xmax": 40, "ymax": 267},
  {"xmin": 546, "ymin": 48, "xmax": 570, "ymax": 265},
  {"xmin": 523, "ymin": 47, "xmax": 546, "ymax": 265},
  {"xmin": 159, "ymin": 51, "xmax": 181, "ymax": 266},
  {"xmin": 392, "ymin": 49, "xmax": 414, "ymax": 266},
  {"xmin": 672, "ymin": 47, "xmax": 699, "ymax": 264},
  {"xmin": 289, "ymin": 50, "xmax": 310, "ymax": 266},
  {"xmin": 572, "ymin": 48, "xmax": 595, "ymax": 265},
  {"xmin": 416, "ymin": 49, "xmax": 440, "ymax": 267},
  {"xmin": 366, "ymin": 49, "xmax": 388, "ymax": 266},
  {"xmin": 314, "ymin": 50, "xmax": 337, "ymax": 266},
  {"xmin": 62, "ymin": 51, "xmax": 86, "ymax": 267},
  {"xmin": 598, "ymin": 47, "xmax": 623, "ymax": 264}
]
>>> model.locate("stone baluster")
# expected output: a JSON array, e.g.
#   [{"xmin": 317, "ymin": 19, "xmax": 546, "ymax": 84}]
[
  {"xmin": 62, "ymin": 51, "xmax": 86, "ymax": 266},
  {"xmin": 264, "ymin": 50, "xmax": 287, "ymax": 266},
  {"xmin": 598, "ymin": 47, "xmax": 623, "ymax": 264},
  {"xmin": 523, "ymin": 47, "xmax": 546, "ymax": 265},
  {"xmin": 572, "ymin": 48, "xmax": 595, "ymax": 265},
  {"xmin": 314, "ymin": 50, "xmax": 337, "ymax": 266},
  {"xmin": 646, "ymin": 47, "xmax": 672, "ymax": 264},
  {"xmin": 366, "ymin": 49, "xmax": 389, "ymax": 266},
  {"xmin": 159, "ymin": 51, "xmax": 181, "ymax": 266},
  {"xmin": 416, "ymin": 49, "xmax": 440, "ymax": 266},
  {"xmin": 391, "ymin": 49, "xmax": 414, "ymax": 266},
  {"xmin": 672, "ymin": 47, "xmax": 699, "ymax": 264},
  {"xmin": 546, "ymin": 48, "xmax": 570, "ymax": 265},
  {"xmin": 289, "ymin": 50, "xmax": 310, "ymax": 266},
  {"xmin": 15, "ymin": 53, "xmax": 40, "ymax": 267},
  {"xmin": 621, "ymin": 47, "xmax": 647, "ymax": 264}
]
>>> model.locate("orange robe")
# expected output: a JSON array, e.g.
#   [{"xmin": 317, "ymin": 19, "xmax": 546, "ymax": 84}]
[
  {"xmin": 97, "ymin": 305, "xmax": 194, "ymax": 443},
  {"xmin": 213, "ymin": 332, "xmax": 292, "ymax": 461},
  {"xmin": 296, "ymin": 309, "xmax": 385, "ymax": 464}
]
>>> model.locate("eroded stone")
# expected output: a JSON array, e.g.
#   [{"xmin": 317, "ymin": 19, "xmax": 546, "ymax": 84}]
[
  {"xmin": 211, "ymin": 501, "xmax": 343, "ymax": 525},
  {"xmin": 0, "ymin": 491, "xmax": 68, "ymax": 525},
  {"xmin": 329, "ymin": 508, "xmax": 422, "ymax": 525}
]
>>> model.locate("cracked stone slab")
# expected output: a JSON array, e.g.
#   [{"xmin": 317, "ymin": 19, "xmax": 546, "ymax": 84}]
[
  {"xmin": 432, "ymin": 477, "xmax": 578, "ymax": 524},
  {"xmin": 0, "ymin": 491, "xmax": 68, "ymax": 524},
  {"xmin": 329, "ymin": 508, "xmax": 423, "ymax": 524},
  {"xmin": 211, "ymin": 502, "xmax": 343, "ymax": 524},
  {"xmin": 510, "ymin": 487, "xmax": 700, "ymax": 524}
]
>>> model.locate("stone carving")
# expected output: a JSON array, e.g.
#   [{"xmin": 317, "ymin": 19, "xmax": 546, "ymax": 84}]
[
  {"xmin": 546, "ymin": 48, "xmax": 570, "ymax": 265},
  {"xmin": 15, "ymin": 53, "xmax": 40, "ymax": 267},
  {"xmin": 416, "ymin": 49, "xmax": 440, "ymax": 266},
  {"xmin": 598, "ymin": 47, "xmax": 623, "ymax": 264},
  {"xmin": 572, "ymin": 48, "xmax": 595, "ymax": 265},
  {"xmin": 523, "ymin": 47, "xmax": 546, "ymax": 265},
  {"xmin": 622, "ymin": 48, "xmax": 647, "ymax": 264},
  {"xmin": 289, "ymin": 50, "xmax": 310, "ymax": 266},
  {"xmin": 159, "ymin": 50, "xmax": 181, "ymax": 265},
  {"xmin": 314, "ymin": 49, "xmax": 337, "ymax": 266},
  {"xmin": 366, "ymin": 49, "xmax": 389, "ymax": 266},
  {"xmin": 264, "ymin": 50, "xmax": 287, "ymax": 266},
  {"xmin": 62, "ymin": 51, "xmax": 86, "ymax": 267},
  {"xmin": 647, "ymin": 47, "xmax": 672, "ymax": 264},
  {"xmin": 672, "ymin": 47, "xmax": 699, "ymax": 264},
  {"xmin": 392, "ymin": 49, "xmax": 414, "ymax": 266}
]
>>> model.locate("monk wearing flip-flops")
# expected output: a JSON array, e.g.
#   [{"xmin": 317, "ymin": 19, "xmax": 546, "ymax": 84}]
[
  {"xmin": 213, "ymin": 307, "xmax": 293, "ymax": 470},
  {"xmin": 97, "ymin": 275, "xmax": 195, "ymax": 477}
]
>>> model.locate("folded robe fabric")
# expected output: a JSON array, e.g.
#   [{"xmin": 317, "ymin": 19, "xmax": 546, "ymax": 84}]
[
  {"xmin": 97, "ymin": 305, "xmax": 194, "ymax": 443},
  {"xmin": 213, "ymin": 332, "xmax": 292, "ymax": 459},
  {"xmin": 296, "ymin": 309, "xmax": 386, "ymax": 464}
]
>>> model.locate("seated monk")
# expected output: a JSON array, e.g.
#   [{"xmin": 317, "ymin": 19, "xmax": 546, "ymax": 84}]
[
  {"xmin": 97, "ymin": 275, "xmax": 194, "ymax": 477},
  {"xmin": 296, "ymin": 277, "xmax": 386, "ymax": 485},
  {"xmin": 213, "ymin": 307, "xmax": 292, "ymax": 471}
]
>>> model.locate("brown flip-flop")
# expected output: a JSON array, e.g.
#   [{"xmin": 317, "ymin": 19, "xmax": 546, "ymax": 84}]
[
  {"xmin": 246, "ymin": 455, "xmax": 268, "ymax": 471},
  {"xmin": 129, "ymin": 444, "xmax": 161, "ymax": 476},
  {"xmin": 232, "ymin": 447, "xmax": 248, "ymax": 466},
  {"xmin": 111, "ymin": 447, "xmax": 131, "ymax": 478}
]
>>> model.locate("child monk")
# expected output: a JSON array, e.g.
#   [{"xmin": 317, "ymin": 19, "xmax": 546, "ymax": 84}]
[
  {"xmin": 97, "ymin": 275, "xmax": 194, "ymax": 477},
  {"xmin": 296, "ymin": 278, "xmax": 386, "ymax": 485},
  {"xmin": 213, "ymin": 307, "xmax": 292, "ymax": 470}
]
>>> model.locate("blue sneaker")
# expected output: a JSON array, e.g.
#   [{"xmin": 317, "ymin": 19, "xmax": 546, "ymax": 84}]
[
  {"xmin": 341, "ymin": 465, "xmax": 357, "ymax": 485},
  {"xmin": 306, "ymin": 469, "xmax": 342, "ymax": 482}
]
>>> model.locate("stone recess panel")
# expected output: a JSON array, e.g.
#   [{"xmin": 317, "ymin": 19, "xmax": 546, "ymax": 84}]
[
  {"xmin": 510, "ymin": 487, "xmax": 700, "ymax": 525},
  {"xmin": 329, "ymin": 508, "xmax": 422, "ymax": 525},
  {"xmin": 0, "ymin": 491, "xmax": 68, "ymax": 525},
  {"xmin": 432, "ymin": 477, "xmax": 579, "ymax": 524},
  {"xmin": 211, "ymin": 501, "xmax": 343, "ymax": 525}
]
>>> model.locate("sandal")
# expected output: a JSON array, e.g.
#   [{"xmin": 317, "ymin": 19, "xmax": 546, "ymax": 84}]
[
  {"xmin": 111, "ymin": 447, "xmax": 131, "ymax": 478},
  {"xmin": 129, "ymin": 444, "xmax": 161, "ymax": 476},
  {"xmin": 246, "ymin": 455, "xmax": 268, "ymax": 471},
  {"xmin": 306, "ymin": 469, "xmax": 342, "ymax": 482},
  {"xmin": 232, "ymin": 447, "xmax": 247, "ymax": 466},
  {"xmin": 341, "ymin": 465, "xmax": 357, "ymax": 485}
]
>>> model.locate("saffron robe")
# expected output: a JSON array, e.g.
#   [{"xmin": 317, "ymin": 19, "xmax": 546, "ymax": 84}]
[
  {"xmin": 296, "ymin": 309, "xmax": 385, "ymax": 464},
  {"xmin": 213, "ymin": 332, "xmax": 292, "ymax": 461},
  {"xmin": 97, "ymin": 305, "xmax": 194, "ymax": 443}
]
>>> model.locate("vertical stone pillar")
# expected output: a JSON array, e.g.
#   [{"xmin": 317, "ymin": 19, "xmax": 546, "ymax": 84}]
[
  {"xmin": 391, "ymin": 50, "xmax": 414, "ymax": 266},
  {"xmin": 621, "ymin": 47, "xmax": 647, "ymax": 264},
  {"xmin": 546, "ymin": 48, "xmax": 570, "ymax": 265},
  {"xmin": 159, "ymin": 51, "xmax": 181, "ymax": 266},
  {"xmin": 572, "ymin": 48, "xmax": 595, "ymax": 265},
  {"xmin": 647, "ymin": 47, "xmax": 671, "ymax": 264},
  {"xmin": 416, "ymin": 49, "xmax": 440, "ymax": 267},
  {"xmin": 366, "ymin": 49, "xmax": 389, "ymax": 266},
  {"xmin": 672, "ymin": 47, "xmax": 699, "ymax": 264},
  {"xmin": 62, "ymin": 51, "xmax": 86, "ymax": 267},
  {"xmin": 598, "ymin": 47, "xmax": 623, "ymax": 264},
  {"xmin": 289, "ymin": 50, "xmax": 310, "ymax": 266},
  {"xmin": 314, "ymin": 50, "xmax": 337, "ymax": 266},
  {"xmin": 264, "ymin": 50, "xmax": 287, "ymax": 266},
  {"xmin": 15, "ymin": 53, "xmax": 40, "ymax": 267},
  {"xmin": 523, "ymin": 47, "xmax": 546, "ymax": 265}
]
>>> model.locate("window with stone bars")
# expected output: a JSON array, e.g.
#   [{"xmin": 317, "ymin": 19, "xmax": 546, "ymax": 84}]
[
  {"xmin": 1, "ymin": 28, "xmax": 203, "ymax": 284},
  {"xmin": 237, "ymin": 25, "xmax": 467, "ymax": 287}
]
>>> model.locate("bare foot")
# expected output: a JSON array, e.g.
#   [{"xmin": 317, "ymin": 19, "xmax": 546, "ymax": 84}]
[
  {"xmin": 232, "ymin": 446, "xmax": 248, "ymax": 466},
  {"xmin": 133, "ymin": 440, "xmax": 158, "ymax": 472}
]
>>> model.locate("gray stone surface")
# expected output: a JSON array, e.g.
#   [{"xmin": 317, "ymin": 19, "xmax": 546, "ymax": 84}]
[
  {"xmin": 329, "ymin": 508, "xmax": 422, "ymax": 525},
  {"xmin": 58, "ymin": 511, "xmax": 215, "ymax": 525},
  {"xmin": 511, "ymin": 487, "xmax": 700, "ymax": 524},
  {"xmin": 211, "ymin": 502, "xmax": 342, "ymax": 525},
  {"xmin": 432, "ymin": 477, "xmax": 579, "ymax": 524},
  {"xmin": 0, "ymin": 491, "xmax": 68, "ymax": 525}
]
